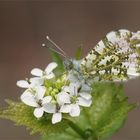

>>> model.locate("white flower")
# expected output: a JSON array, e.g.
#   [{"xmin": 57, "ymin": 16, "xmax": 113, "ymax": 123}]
[
  {"xmin": 57, "ymin": 82, "xmax": 92, "ymax": 117},
  {"xmin": 44, "ymin": 82, "xmax": 92, "ymax": 124},
  {"xmin": 20, "ymin": 82, "xmax": 62, "ymax": 123},
  {"xmin": 17, "ymin": 61, "xmax": 92, "ymax": 124},
  {"xmin": 21, "ymin": 86, "xmax": 52, "ymax": 118},
  {"xmin": 30, "ymin": 62, "xmax": 58, "ymax": 85},
  {"xmin": 43, "ymin": 103, "xmax": 62, "ymax": 124},
  {"xmin": 52, "ymin": 112, "xmax": 62, "ymax": 124}
]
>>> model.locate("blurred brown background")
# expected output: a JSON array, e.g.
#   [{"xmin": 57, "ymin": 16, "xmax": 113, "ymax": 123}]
[{"xmin": 0, "ymin": 1, "xmax": 140, "ymax": 140}]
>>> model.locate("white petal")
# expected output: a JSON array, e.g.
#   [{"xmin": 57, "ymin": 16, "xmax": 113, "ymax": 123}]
[
  {"xmin": 62, "ymin": 86, "xmax": 70, "ymax": 93},
  {"xmin": 43, "ymin": 103, "xmax": 56, "ymax": 113},
  {"xmin": 31, "ymin": 68, "xmax": 43, "ymax": 77},
  {"xmin": 30, "ymin": 77, "xmax": 44, "ymax": 86},
  {"xmin": 79, "ymin": 92, "xmax": 92, "ymax": 100},
  {"xmin": 45, "ymin": 62, "xmax": 58, "ymax": 74},
  {"xmin": 57, "ymin": 92, "xmax": 71, "ymax": 105},
  {"xmin": 70, "ymin": 104, "xmax": 80, "ymax": 117},
  {"xmin": 20, "ymin": 90, "xmax": 38, "ymax": 107},
  {"xmin": 35, "ymin": 86, "xmax": 46, "ymax": 100},
  {"xmin": 42, "ymin": 96, "xmax": 52, "ymax": 104},
  {"xmin": 34, "ymin": 107, "xmax": 44, "ymax": 118},
  {"xmin": 16, "ymin": 80, "xmax": 29, "ymax": 88},
  {"xmin": 45, "ymin": 72, "xmax": 55, "ymax": 79},
  {"xmin": 60, "ymin": 105, "xmax": 71, "ymax": 113},
  {"xmin": 78, "ymin": 97, "xmax": 92, "ymax": 107},
  {"xmin": 69, "ymin": 82, "xmax": 81, "ymax": 96},
  {"xmin": 52, "ymin": 113, "xmax": 62, "ymax": 124}
]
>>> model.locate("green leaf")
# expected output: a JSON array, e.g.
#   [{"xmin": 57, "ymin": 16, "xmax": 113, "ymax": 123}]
[
  {"xmin": 75, "ymin": 45, "xmax": 83, "ymax": 60},
  {"xmin": 76, "ymin": 83, "xmax": 136, "ymax": 140},
  {"xmin": 41, "ymin": 129, "xmax": 81, "ymax": 140},
  {"xmin": 49, "ymin": 49, "xmax": 65, "ymax": 76},
  {"xmin": 0, "ymin": 100, "xmax": 68, "ymax": 136}
]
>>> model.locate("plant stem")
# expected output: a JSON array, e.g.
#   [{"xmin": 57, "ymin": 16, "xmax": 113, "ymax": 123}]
[{"xmin": 68, "ymin": 120, "xmax": 87, "ymax": 139}]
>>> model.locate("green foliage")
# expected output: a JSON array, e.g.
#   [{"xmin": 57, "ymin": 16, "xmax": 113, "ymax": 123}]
[
  {"xmin": 49, "ymin": 49, "xmax": 64, "ymax": 76},
  {"xmin": 89, "ymin": 83, "xmax": 136, "ymax": 139},
  {"xmin": 0, "ymin": 100, "xmax": 69, "ymax": 136},
  {"xmin": 41, "ymin": 83, "xmax": 136, "ymax": 140},
  {"xmin": 41, "ymin": 133, "xmax": 81, "ymax": 140}
]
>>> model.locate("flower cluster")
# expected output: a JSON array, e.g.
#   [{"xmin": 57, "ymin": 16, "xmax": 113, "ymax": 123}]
[{"xmin": 17, "ymin": 62, "xmax": 92, "ymax": 124}]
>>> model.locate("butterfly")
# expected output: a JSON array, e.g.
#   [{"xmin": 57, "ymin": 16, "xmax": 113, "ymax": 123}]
[{"xmin": 43, "ymin": 29, "xmax": 140, "ymax": 84}]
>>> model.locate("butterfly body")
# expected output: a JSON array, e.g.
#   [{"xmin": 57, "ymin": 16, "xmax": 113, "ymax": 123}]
[{"xmin": 63, "ymin": 57, "xmax": 82, "ymax": 71}]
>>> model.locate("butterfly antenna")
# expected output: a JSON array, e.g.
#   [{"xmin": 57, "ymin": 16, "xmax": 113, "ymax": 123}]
[
  {"xmin": 42, "ymin": 43, "xmax": 67, "ymax": 58},
  {"xmin": 46, "ymin": 36, "xmax": 68, "ymax": 57}
]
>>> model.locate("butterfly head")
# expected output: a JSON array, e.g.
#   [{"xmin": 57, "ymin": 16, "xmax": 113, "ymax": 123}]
[
  {"xmin": 63, "ymin": 58, "xmax": 82, "ymax": 72},
  {"xmin": 63, "ymin": 58, "xmax": 74, "ymax": 70},
  {"xmin": 43, "ymin": 36, "xmax": 82, "ymax": 72}
]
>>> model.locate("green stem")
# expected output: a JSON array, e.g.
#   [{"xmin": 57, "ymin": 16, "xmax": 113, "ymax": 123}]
[{"xmin": 68, "ymin": 120, "xmax": 87, "ymax": 139}]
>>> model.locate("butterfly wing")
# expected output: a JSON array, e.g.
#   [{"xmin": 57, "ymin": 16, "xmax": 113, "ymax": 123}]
[{"xmin": 81, "ymin": 29, "xmax": 140, "ymax": 81}]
